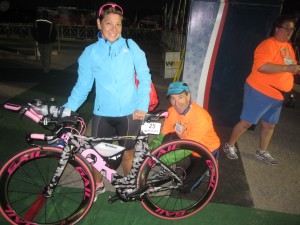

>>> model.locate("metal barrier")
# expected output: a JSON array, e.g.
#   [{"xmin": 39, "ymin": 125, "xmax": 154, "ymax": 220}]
[
  {"xmin": 57, "ymin": 25, "xmax": 98, "ymax": 40},
  {"xmin": 0, "ymin": 23, "xmax": 161, "ymax": 42},
  {"xmin": 0, "ymin": 23, "xmax": 32, "ymax": 37}
]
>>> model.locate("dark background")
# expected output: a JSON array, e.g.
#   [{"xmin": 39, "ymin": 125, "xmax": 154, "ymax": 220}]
[
  {"xmin": 2, "ymin": 0, "xmax": 166, "ymax": 10},
  {"xmin": 0, "ymin": 0, "xmax": 298, "ymax": 12},
  {"xmin": 0, "ymin": 0, "xmax": 298, "ymax": 23},
  {"xmin": 282, "ymin": 0, "xmax": 300, "ymax": 14},
  {"xmin": 0, "ymin": 0, "xmax": 170, "ymax": 24}
]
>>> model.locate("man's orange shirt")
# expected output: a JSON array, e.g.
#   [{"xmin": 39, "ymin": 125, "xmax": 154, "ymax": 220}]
[
  {"xmin": 161, "ymin": 102, "xmax": 220, "ymax": 152},
  {"xmin": 246, "ymin": 37, "xmax": 296, "ymax": 100}
]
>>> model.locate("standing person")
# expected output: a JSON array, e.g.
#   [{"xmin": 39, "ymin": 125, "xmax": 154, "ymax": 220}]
[
  {"xmin": 32, "ymin": 10, "xmax": 57, "ymax": 73},
  {"xmin": 223, "ymin": 15, "xmax": 300, "ymax": 165},
  {"xmin": 63, "ymin": 2, "xmax": 151, "ymax": 201}
]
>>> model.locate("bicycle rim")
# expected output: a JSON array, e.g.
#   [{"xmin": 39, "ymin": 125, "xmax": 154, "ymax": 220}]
[
  {"xmin": 137, "ymin": 139, "xmax": 219, "ymax": 220},
  {"xmin": 0, "ymin": 147, "xmax": 95, "ymax": 225}
]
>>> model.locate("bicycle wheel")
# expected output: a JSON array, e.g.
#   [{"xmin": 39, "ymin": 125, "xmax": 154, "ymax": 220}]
[
  {"xmin": 137, "ymin": 139, "xmax": 219, "ymax": 220},
  {"xmin": 0, "ymin": 146, "xmax": 95, "ymax": 225}
]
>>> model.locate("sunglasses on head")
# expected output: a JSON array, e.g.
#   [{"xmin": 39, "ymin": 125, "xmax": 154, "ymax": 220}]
[{"xmin": 98, "ymin": 3, "xmax": 123, "ymax": 17}]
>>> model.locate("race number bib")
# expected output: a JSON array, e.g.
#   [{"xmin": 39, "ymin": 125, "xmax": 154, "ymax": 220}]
[
  {"xmin": 141, "ymin": 122, "xmax": 161, "ymax": 134},
  {"xmin": 284, "ymin": 57, "xmax": 295, "ymax": 65},
  {"xmin": 175, "ymin": 122, "xmax": 184, "ymax": 135}
]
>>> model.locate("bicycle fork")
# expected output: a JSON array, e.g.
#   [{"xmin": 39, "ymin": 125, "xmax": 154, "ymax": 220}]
[
  {"xmin": 24, "ymin": 145, "xmax": 73, "ymax": 221},
  {"xmin": 44, "ymin": 145, "xmax": 73, "ymax": 196}
]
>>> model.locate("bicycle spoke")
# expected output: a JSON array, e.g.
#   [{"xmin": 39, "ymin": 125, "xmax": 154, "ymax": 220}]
[
  {"xmin": 137, "ymin": 140, "xmax": 219, "ymax": 220},
  {"xmin": 0, "ymin": 148, "xmax": 95, "ymax": 225},
  {"xmin": 32, "ymin": 158, "xmax": 53, "ymax": 186}
]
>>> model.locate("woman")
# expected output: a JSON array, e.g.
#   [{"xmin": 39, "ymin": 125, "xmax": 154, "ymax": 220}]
[
  {"xmin": 63, "ymin": 3, "xmax": 151, "ymax": 200},
  {"xmin": 223, "ymin": 15, "xmax": 300, "ymax": 165}
]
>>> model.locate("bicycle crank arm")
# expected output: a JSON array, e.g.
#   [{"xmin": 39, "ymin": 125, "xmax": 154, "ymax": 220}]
[
  {"xmin": 108, "ymin": 189, "xmax": 137, "ymax": 204},
  {"xmin": 108, "ymin": 194, "xmax": 121, "ymax": 204}
]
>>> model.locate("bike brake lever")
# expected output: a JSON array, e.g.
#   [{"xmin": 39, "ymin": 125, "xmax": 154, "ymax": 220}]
[{"xmin": 25, "ymin": 134, "xmax": 44, "ymax": 148}]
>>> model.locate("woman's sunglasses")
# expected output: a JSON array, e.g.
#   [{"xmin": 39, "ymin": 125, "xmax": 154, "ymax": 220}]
[{"xmin": 98, "ymin": 3, "xmax": 123, "ymax": 17}]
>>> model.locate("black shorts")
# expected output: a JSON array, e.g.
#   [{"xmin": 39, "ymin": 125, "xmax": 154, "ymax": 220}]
[{"xmin": 91, "ymin": 115, "xmax": 142, "ymax": 150}]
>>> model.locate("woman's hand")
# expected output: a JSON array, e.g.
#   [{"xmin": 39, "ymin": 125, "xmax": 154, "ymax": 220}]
[{"xmin": 133, "ymin": 110, "xmax": 147, "ymax": 120}]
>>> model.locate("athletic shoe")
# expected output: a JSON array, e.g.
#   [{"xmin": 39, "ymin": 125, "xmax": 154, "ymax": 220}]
[
  {"xmin": 255, "ymin": 150, "xmax": 278, "ymax": 165},
  {"xmin": 223, "ymin": 143, "xmax": 238, "ymax": 159},
  {"xmin": 94, "ymin": 182, "xmax": 106, "ymax": 202}
]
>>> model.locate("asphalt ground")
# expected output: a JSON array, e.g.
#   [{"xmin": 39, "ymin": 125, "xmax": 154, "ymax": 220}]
[{"xmin": 0, "ymin": 36, "xmax": 299, "ymax": 224}]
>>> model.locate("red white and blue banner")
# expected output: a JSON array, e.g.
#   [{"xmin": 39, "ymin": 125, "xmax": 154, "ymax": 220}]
[{"xmin": 183, "ymin": 0, "xmax": 283, "ymax": 126}]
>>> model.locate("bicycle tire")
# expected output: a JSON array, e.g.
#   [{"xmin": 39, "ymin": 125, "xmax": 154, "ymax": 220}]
[
  {"xmin": 136, "ymin": 139, "xmax": 219, "ymax": 220},
  {"xmin": 0, "ymin": 146, "xmax": 95, "ymax": 225}
]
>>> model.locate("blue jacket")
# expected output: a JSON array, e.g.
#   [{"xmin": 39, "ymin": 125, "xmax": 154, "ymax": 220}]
[{"xmin": 64, "ymin": 34, "xmax": 151, "ymax": 116}]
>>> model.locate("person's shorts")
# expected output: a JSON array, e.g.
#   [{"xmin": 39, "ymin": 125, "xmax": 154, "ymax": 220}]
[
  {"xmin": 240, "ymin": 83, "xmax": 283, "ymax": 125},
  {"xmin": 91, "ymin": 115, "xmax": 142, "ymax": 150}
]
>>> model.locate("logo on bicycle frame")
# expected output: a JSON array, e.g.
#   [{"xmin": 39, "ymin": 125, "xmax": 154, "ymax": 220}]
[{"xmin": 81, "ymin": 149, "xmax": 117, "ymax": 182}]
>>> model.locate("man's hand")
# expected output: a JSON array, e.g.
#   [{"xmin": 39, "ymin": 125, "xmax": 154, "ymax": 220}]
[
  {"xmin": 286, "ymin": 64, "xmax": 300, "ymax": 74},
  {"xmin": 259, "ymin": 63, "xmax": 300, "ymax": 74},
  {"xmin": 294, "ymin": 65, "xmax": 300, "ymax": 74}
]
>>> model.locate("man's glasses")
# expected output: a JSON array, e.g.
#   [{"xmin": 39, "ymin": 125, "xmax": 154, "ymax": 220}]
[
  {"xmin": 98, "ymin": 3, "xmax": 123, "ymax": 17},
  {"xmin": 279, "ymin": 26, "xmax": 296, "ymax": 32}
]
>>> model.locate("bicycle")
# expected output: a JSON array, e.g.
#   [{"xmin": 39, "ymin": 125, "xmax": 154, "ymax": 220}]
[{"xmin": 0, "ymin": 98, "xmax": 219, "ymax": 224}]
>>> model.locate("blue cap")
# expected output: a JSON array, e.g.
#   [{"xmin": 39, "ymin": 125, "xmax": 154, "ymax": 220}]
[{"xmin": 166, "ymin": 82, "xmax": 190, "ymax": 97}]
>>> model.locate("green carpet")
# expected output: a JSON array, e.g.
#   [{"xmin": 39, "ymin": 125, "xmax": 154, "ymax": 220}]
[
  {"xmin": 0, "ymin": 68, "xmax": 94, "ymax": 168},
  {"xmin": 0, "ymin": 191, "xmax": 299, "ymax": 225},
  {"xmin": 77, "ymin": 192, "xmax": 300, "ymax": 225},
  {"xmin": 0, "ymin": 68, "xmax": 299, "ymax": 224}
]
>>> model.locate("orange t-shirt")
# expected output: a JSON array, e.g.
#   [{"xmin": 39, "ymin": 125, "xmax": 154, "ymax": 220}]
[
  {"xmin": 161, "ymin": 102, "xmax": 220, "ymax": 152},
  {"xmin": 246, "ymin": 37, "xmax": 296, "ymax": 100}
]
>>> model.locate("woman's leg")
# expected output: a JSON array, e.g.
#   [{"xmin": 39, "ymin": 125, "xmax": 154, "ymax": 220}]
[
  {"xmin": 121, "ymin": 149, "xmax": 135, "ymax": 176},
  {"xmin": 91, "ymin": 116, "xmax": 115, "ymax": 182},
  {"xmin": 117, "ymin": 115, "xmax": 142, "ymax": 176}
]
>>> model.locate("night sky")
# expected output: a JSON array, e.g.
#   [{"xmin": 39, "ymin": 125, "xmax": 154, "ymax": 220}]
[
  {"xmin": 1, "ymin": 0, "xmax": 300, "ymax": 13},
  {"xmin": 4, "ymin": 0, "xmax": 166, "ymax": 10},
  {"xmin": 0, "ymin": 0, "xmax": 299, "ymax": 23},
  {"xmin": 0, "ymin": 0, "xmax": 168, "ymax": 22},
  {"xmin": 282, "ymin": 0, "xmax": 300, "ymax": 14},
  {"xmin": 4, "ymin": 0, "xmax": 299, "ymax": 11}
]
